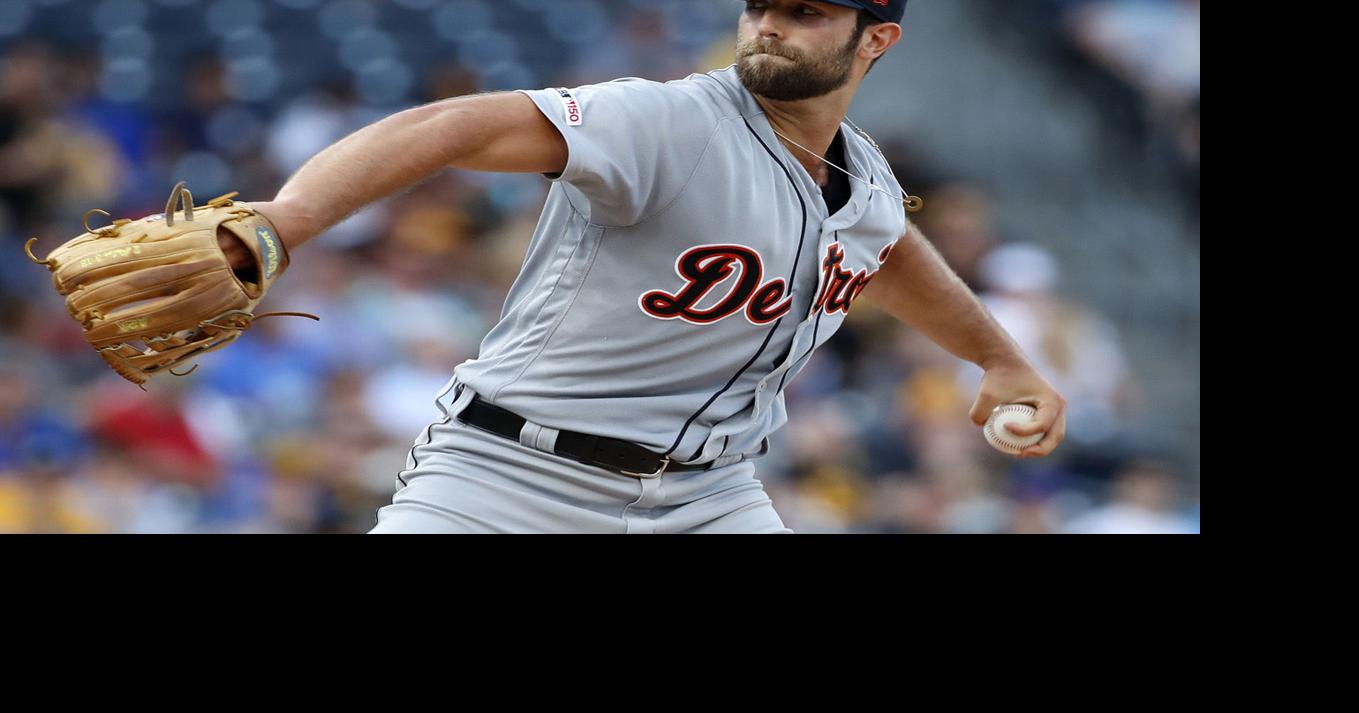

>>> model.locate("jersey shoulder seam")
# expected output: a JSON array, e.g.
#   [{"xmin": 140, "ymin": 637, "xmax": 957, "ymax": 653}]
[
  {"xmin": 614, "ymin": 114, "xmax": 743, "ymax": 229},
  {"xmin": 689, "ymin": 68, "xmax": 747, "ymax": 121}
]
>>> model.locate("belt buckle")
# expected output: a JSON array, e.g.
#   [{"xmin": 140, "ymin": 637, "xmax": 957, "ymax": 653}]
[{"xmin": 623, "ymin": 457, "xmax": 670, "ymax": 479}]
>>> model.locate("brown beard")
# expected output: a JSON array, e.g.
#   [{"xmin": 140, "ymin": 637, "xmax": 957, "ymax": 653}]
[{"xmin": 735, "ymin": 29, "xmax": 860, "ymax": 102}]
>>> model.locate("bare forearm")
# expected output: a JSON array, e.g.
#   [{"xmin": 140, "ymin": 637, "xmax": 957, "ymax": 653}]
[
  {"xmin": 256, "ymin": 92, "xmax": 564, "ymax": 252},
  {"xmin": 862, "ymin": 225, "xmax": 1026, "ymax": 369},
  {"xmin": 262, "ymin": 100, "xmax": 462, "ymax": 250}
]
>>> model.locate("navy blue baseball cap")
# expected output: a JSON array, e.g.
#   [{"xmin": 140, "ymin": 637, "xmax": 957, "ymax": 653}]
[{"xmin": 818, "ymin": 0, "xmax": 907, "ymax": 24}]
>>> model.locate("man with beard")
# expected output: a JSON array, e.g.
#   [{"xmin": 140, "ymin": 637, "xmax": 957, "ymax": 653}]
[{"xmin": 233, "ymin": 0, "xmax": 1068, "ymax": 533}]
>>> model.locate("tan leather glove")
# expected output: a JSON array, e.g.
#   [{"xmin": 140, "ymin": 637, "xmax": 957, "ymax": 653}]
[{"xmin": 26, "ymin": 181, "xmax": 315, "ymax": 386}]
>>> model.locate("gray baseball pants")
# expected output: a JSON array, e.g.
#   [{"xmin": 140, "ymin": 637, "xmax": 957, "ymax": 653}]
[{"xmin": 370, "ymin": 382, "xmax": 793, "ymax": 534}]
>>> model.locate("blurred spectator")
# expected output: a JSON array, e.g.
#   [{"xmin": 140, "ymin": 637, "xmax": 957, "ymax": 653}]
[
  {"xmin": 960, "ymin": 241, "xmax": 1143, "ymax": 449},
  {"xmin": 0, "ymin": 363, "xmax": 86, "ymax": 476},
  {"xmin": 1064, "ymin": 0, "xmax": 1200, "ymax": 184},
  {"xmin": 266, "ymin": 81, "xmax": 370, "ymax": 178},
  {"xmin": 568, "ymin": 8, "xmax": 698, "ymax": 83},
  {"xmin": 86, "ymin": 379, "xmax": 221, "ymax": 489},
  {"xmin": 911, "ymin": 183, "xmax": 1000, "ymax": 292},
  {"xmin": 1, "ymin": 42, "xmax": 125, "ymax": 226},
  {"xmin": 1064, "ymin": 459, "xmax": 1196, "ymax": 534},
  {"xmin": 1067, "ymin": 0, "xmax": 1200, "ymax": 109}
]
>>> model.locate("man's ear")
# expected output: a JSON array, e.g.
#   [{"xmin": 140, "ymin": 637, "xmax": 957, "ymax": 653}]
[{"xmin": 863, "ymin": 23, "xmax": 903, "ymax": 60}]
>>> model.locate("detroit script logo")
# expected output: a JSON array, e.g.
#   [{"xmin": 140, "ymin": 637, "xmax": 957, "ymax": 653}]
[{"xmin": 639, "ymin": 242, "xmax": 895, "ymax": 325}]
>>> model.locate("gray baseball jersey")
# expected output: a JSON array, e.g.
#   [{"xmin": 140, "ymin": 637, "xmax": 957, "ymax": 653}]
[
  {"xmin": 451, "ymin": 65, "xmax": 908, "ymax": 466},
  {"xmin": 376, "ymin": 65, "xmax": 909, "ymax": 533}
]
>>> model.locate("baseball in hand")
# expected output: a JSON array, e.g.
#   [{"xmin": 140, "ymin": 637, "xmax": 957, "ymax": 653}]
[{"xmin": 983, "ymin": 404, "xmax": 1045, "ymax": 455}]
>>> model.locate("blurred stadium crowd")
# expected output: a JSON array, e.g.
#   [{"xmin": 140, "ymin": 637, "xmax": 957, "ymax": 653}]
[
  {"xmin": 0, "ymin": 0, "xmax": 1199, "ymax": 534},
  {"xmin": 1000, "ymin": 0, "xmax": 1199, "ymax": 209}
]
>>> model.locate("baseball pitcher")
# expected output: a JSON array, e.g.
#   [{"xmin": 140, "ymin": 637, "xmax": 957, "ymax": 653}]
[{"xmin": 34, "ymin": 0, "xmax": 1068, "ymax": 533}]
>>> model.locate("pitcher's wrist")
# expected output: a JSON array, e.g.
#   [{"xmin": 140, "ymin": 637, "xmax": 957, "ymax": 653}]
[
  {"xmin": 246, "ymin": 199, "xmax": 318, "ymax": 253},
  {"xmin": 978, "ymin": 347, "xmax": 1028, "ymax": 372}
]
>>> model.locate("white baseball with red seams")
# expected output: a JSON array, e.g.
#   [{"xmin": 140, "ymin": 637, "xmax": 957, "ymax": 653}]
[{"xmin": 984, "ymin": 404, "xmax": 1045, "ymax": 455}]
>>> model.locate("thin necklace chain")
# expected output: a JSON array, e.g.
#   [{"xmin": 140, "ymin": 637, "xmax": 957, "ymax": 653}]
[{"xmin": 770, "ymin": 118, "xmax": 923, "ymax": 213}]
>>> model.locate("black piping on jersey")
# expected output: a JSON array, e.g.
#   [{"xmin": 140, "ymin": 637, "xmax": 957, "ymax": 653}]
[
  {"xmin": 779, "ymin": 307, "xmax": 823, "ymax": 396},
  {"xmin": 661, "ymin": 117, "xmax": 811, "ymax": 461},
  {"xmin": 776, "ymin": 225, "xmax": 836, "ymax": 394},
  {"xmin": 668, "ymin": 318, "xmax": 781, "ymax": 461},
  {"xmin": 775, "ymin": 222, "xmax": 848, "ymax": 394},
  {"xmin": 776, "ymin": 172, "xmax": 878, "ymax": 395},
  {"xmin": 396, "ymin": 382, "xmax": 462, "ymax": 487}
]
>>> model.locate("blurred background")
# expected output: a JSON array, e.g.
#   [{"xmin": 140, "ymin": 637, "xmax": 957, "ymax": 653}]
[{"xmin": 0, "ymin": 0, "xmax": 1199, "ymax": 534}]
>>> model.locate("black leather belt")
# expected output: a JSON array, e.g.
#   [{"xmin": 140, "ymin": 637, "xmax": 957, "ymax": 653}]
[{"xmin": 457, "ymin": 395, "xmax": 721, "ymax": 477}]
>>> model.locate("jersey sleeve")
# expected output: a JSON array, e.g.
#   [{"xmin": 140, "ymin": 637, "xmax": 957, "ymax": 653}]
[{"xmin": 517, "ymin": 78, "xmax": 722, "ymax": 227}]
